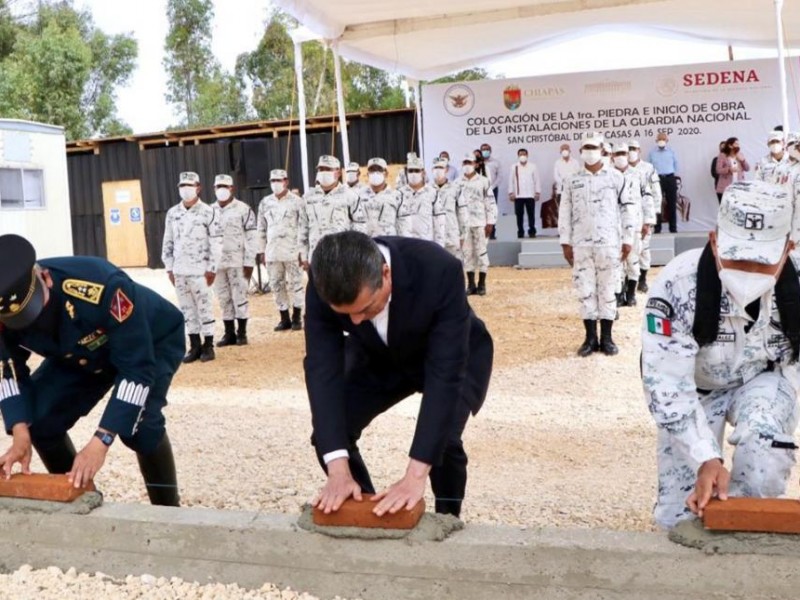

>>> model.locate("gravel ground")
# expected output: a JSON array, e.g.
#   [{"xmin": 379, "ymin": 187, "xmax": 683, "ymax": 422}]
[{"xmin": 9, "ymin": 265, "xmax": 800, "ymax": 597}]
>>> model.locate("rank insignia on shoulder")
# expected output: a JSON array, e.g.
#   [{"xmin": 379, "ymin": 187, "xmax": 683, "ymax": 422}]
[
  {"xmin": 63, "ymin": 279, "xmax": 105, "ymax": 305},
  {"xmin": 647, "ymin": 314, "xmax": 672, "ymax": 336},
  {"xmin": 109, "ymin": 289, "xmax": 134, "ymax": 323}
]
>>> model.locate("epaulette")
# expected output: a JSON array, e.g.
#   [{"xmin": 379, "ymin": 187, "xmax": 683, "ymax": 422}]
[{"xmin": 62, "ymin": 279, "xmax": 105, "ymax": 305}]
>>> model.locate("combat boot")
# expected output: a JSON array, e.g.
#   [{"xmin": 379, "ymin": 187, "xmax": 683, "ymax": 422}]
[
  {"xmin": 616, "ymin": 292, "xmax": 626, "ymax": 307},
  {"xmin": 637, "ymin": 269, "xmax": 649, "ymax": 293},
  {"xmin": 624, "ymin": 280, "xmax": 638, "ymax": 307},
  {"xmin": 274, "ymin": 310, "xmax": 292, "ymax": 331},
  {"xmin": 476, "ymin": 272, "xmax": 487, "ymax": 296},
  {"xmin": 136, "ymin": 432, "xmax": 180, "ymax": 507},
  {"xmin": 577, "ymin": 320, "xmax": 598, "ymax": 357},
  {"xmin": 216, "ymin": 320, "xmax": 237, "ymax": 347},
  {"xmin": 200, "ymin": 336, "xmax": 216, "ymax": 362},
  {"xmin": 291, "ymin": 307, "xmax": 303, "ymax": 331},
  {"xmin": 599, "ymin": 319, "xmax": 619, "ymax": 356},
  {"xmin": 183, "ymin": 334, "xmax": 202, "ymax": 363},
  {"xmin": 466, "ymin": 272, "xmax": 477, "ymax": 296},
  {"xmin": 236, "ymin": 318, "xmax": 248, "ymax": 345}
]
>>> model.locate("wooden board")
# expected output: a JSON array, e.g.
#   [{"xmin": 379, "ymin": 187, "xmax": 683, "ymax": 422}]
[
  {"xmin": 703, "ymin": 497, "xmax": 800, "ymax": 534},
  {"xmin": 312, "ymin": 494, "xmax": 425, "ymax": 529},
  {"xmin": 102, "ymin": 179, "xmax": 148, "ymax": 267},
  {"xmin": 0, "ymin": 473, "xmax": 95, "ymax": 503}
]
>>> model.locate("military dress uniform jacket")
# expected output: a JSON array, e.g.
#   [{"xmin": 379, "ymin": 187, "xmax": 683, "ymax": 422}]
[{"xmin": 0, "ymin": 257, "xmax": 185, "ymax": 438}]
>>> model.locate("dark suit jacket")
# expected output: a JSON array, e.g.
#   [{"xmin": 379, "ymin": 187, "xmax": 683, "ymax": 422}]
[{"xmin": 304, "ymin": 236, "xmax": 493, "ymax": 465}]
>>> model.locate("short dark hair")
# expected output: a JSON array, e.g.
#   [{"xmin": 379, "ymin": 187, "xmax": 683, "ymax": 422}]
[
  {"xmin": 311, "ymin": 231, "xmax": 385, "ymax": 306},
  {"xmin": 517, "ymin": 148, "xmax": 528, "ymax": 155}
]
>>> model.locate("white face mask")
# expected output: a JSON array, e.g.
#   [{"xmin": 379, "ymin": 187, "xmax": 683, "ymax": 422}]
[
  {"xmin": 270, "ymin": 181, "xmax": 285, "ymax": 195},
  {"xmin": 770, "ymin": 142, "xmax": 784, "ymax": 155},
  {"xmin": 215, "ymin": 188, "xmax": 231, "ymax": 202},
  {"xmin": 463, "ymin": 164, "xmax": 475, "ymax": 176},
  {"xmin": 346, "ymin": 172, "xmax": 359, "ymax": 184},
  {"xmin": 581, "ymin": 149, "xmax": 602, "ymax": 166},
  {"xmin": 561, "ymin": 149, "xmax": 570, "ymax": 159},
  {"xmin": 719, "ymin": 269, "xmax": 777, "ymax": 310},
  {"xmin": 368, "ymin": 172, "xmax": 385, "ymax": 187},
  {"xmin": 317, "ymin": 171, "xmax": 337, "ymax": 187},
  {"xmin": 613, "ymin": 155, "xmax": 629, "ymax": 169},
  {"xmin": 408, "ymin": 172, "xmax": 423, "ymax": 186},
  {"xmin": 657, "ymin": 140, "xmax": 667, "ymax": 148},
  {"xmin": 433, "ymin": 168, "xmax": 447, "ymax": 183},
  {"xmin": 519, "ymin": 155, "xmax": 528, "ymax": 164},
  {"xmin": 629, "ymin": 150, "xmax": 640, "ymax": 162},
  {"xmin": 179, "ymin": 187, "xmax": 197, "ymax": 202}
]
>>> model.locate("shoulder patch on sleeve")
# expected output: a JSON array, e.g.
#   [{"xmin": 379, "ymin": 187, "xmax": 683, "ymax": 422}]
[
  {"xmin": 646, "ymin": 314, "xmax": 672, "ymax": 337},
  {"xmin": 645, "ymin": 297, "xmax": 674, "ymax": 319},
  {"xmin": 109, "ymin": 288, "xmax": 134, "ymax": 323},
  {"xmin": 62, "ymin": 279, "xmax": 105, "ymax": 305}
]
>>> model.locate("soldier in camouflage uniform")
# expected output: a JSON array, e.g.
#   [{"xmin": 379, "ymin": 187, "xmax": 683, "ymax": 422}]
[
  {"xmin": 299, "ymin": 155, "xmax": 367, "ymax": 267},
  {"xmin": 559, "ymin": 132, "xmax": 634, "ymax": 357},
  {"xmin": 211, "ymin": 174, "xmax": 258, "ymax": 347},
  {"xmin": 754, "ymin": 131, "xmax": 788, "ymax": 183},
  {"xmin": 642, "ymin": 181, "xmax": 800, "ymax": 529},
  {"xmin": 629, "ymin": 139, "xmax": 662, "ymax": 293},
  {"xmin": 432, "ymin": 157, "xmax": 467, "ymax": 260},
  {"xmin": 257, "ymin": 169, "xmax": 304, "ymax": 332},
  {"xmin": 457, "ymin": 154, "xmax": 497, "ymax": 296},
  {"xmin": 612, "ymin": 143, "xmax": 655, "ymax": 307},
  {"xmin": 360, "ymin": 158, "xmax": 399, "ymax": 237},
  {"xmin": 396, "ymin": 156, "xmax": 444, "ymax": 244},
  {"xmin": 162, "ymin": 172, "xmax": 222, "ymax": 364},
  {"xmin": 345, "ymin": 162, "xmax": 367, "ymax": 195}
]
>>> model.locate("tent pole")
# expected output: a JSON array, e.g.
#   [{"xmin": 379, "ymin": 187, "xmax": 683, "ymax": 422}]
[
  {"xmin": 413, "ymin": 81, "xmax": 425, "ymax": 165},
  {"xmin": 332, "ymin": 42, "xmax": 351, "ymax": 167},
  {"xmin": 775, "ymin": 0, "xmax": 790, "ymax": 129},
  {"xmin": 293, "ymin": 39, "xmax": 310, "ymax": 193}
]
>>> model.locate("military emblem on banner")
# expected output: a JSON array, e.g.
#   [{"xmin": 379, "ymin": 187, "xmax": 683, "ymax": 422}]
[
  {"xmin": 443, "ymin": 84, "xmax": 475, "ymax": 117},
  {"xmin": 503, "ymin": 85, "xmax": 522, "ymax": 111}
]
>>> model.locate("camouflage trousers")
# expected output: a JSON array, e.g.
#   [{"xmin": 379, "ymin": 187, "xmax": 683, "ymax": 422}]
[
  {"xmin": 572, "ymin": 246, "xmax": 619, "ymax": 321},
  {"xmin": 175, "ymin": 275, "xmax": 215, "ymax": 337},
  {"xmin": 214, "ymin": 267, "xmax": 249, "ymax": 320},
  {"xmin": 623, "ymin": 232, "xmax": 642, "ymax": 281},
  {"xmin": 267, "ymin": 261, "xmax": 305, "ymax": 311},
  {"xmin": 654, "ymin": 371, "xmax": 799, "ymax": 529},
  {"xmin": 639, "ymin": 228, "xmax": 653, "ymax": 271},
  {"xmin": 463, "ymin": 226, "xmax": 489, "ymax": 273},
  {"xmin": 445, "ymin": 243, "xmax": 463, "ymax": 263}
]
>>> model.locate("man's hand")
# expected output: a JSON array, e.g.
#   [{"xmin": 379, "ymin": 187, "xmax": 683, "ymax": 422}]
[
  {"xmin": 686, "ymin": 459, "xmax": 729, "ymax": 518},
  {"xmin": 641, "ymin": 224, "xmax": 650, "ymax": 239},
  {"xmin": 243, "ymin": 266, "xmax": 254, "ymax": 280},
  {"xmin": 0, "ymin": 423, "xmax": 32, "ymax": 479},
  {"xmin": 484, "ymin": 224, "xmax": 493, "ymax": 238},
  {"xmin": 535, "ymin": 193, "xmax": 541, "ymax": 202},
  {"xmin": 167, "ymin": 271, "xmax": 175, "ymax": 286},
  {"xmin": 508, "ymin": 193, "xmax": 516, "ymax": 202},
  {"xmin": 313, "ymin": 458, "xmax": 362, "ymax": 514},
  {"xmin": 621, "ymin": 244, "xmax": 632, "ymax": 261},
  {"xmin": 204, "ymin": 271, "xmax": 216, "ymax": 286},
  {"xmin": 373, "ymin": 458, "xmax": 431, "ymax": 517},
  {"xmin": 561, "ymin": 244, "xmax": 574, "ymax": 267},
  {"xmin": 68, "ymin": 436, "xmax": 109, "ymax": 489},
  {"xmin": 300, "ymin": 260, "xmax": 310, "ymax": 272}
]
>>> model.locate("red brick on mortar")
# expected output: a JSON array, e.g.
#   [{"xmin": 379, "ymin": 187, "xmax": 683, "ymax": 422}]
[
  {"xmin": 312, "ymin": 494, "xmax": 425, "ymax": 529},
  {"xmin": 0, "ymin": 473, "xmax": 95, "ymax": 503},
  {"xmin": 703, "ymin": 497, "xmax": 800, "ymax": 533}
]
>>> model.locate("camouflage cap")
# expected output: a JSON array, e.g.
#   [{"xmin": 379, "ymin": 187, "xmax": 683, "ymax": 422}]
[
  {"xmin": 407, "ymin": 156, "xmax": 424, "ymax": 169},
  {"xmin": 367, "ymin": 158, "xmax": 387, "ymax": 170},
  {"xmin": 178, "ymin": 171, "xmax": 200, "ymax": 185},
  {"xmin": 346, "ymin": 162, "xmax": 360, "ymax": 172},
  {"xmin": 768, "ymin": 130, "xmax": 785, "ymax": 143},
  {"xmin": 214, "ymin": 174, "xmax": 233, "ymax": 187},
  {"xmin": 317, "ymin": 155, "xmax": 341, "ymax": 169},
  {"xmin": 611, "ymin": 143, "xmax": 629, "ymax": 155},
  {"xmin": 462, "ymin": 153, "xmax": 476, "ymax": 164},
  {"xmin": 270, "ymin": 169, "xmax": 288, "ymax": 180},
  {"xmin": 580, "ymin": 131, "xmax": 604, "ymax": 148},
  {"xmin": 628, "ymin": 139, "xmax": 641, "ymax": 150},
  {"xmin": 717, "ymin": 180, "xmax": 791, "ymax": 265},
  {"xmin": 432, "ymin": 157, "xmax": 448, "ymax": 168}
]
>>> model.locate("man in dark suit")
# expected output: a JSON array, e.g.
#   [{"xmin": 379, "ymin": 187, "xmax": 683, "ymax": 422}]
[{"xmin": 305, "ymin": 231, "xmax": 493, "ymax": 518}]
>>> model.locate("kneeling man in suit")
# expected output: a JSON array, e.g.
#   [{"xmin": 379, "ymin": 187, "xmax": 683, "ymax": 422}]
[{"xmin": 305, "ymin": 231, "xmax": 493, "ymax": 518}]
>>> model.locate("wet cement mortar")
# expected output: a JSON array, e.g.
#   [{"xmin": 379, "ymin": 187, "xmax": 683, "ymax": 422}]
[
  {"xmin": 670, "ymin": 518, "xmax": 800, "ymax": 555},
  {"xmin": 0, "ymin": 491, "xmax": 102, "ymax": 515}
]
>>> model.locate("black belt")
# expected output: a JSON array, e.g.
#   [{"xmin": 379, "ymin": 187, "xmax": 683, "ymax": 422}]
[{"xmin": 659, "ymin": 173, "xmax": 675, "ymax": 178}]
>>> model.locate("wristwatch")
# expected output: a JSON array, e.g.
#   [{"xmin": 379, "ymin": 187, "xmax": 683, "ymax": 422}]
[{"xmin": 94, "ymin": 430, "xmax": 116, "ymax": 447}]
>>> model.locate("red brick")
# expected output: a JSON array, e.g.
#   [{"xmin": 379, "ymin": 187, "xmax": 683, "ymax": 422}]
[
  {"xmin": 312, "ymin": 494, "xmax": 425, "ymax": 529},
  {"xmin": 703, "ymin": 497, "xmax": 800, "ymax": 533},
  {"xmin": 0, "ymin": 473, "xmax": 95, "ymax": 503}
]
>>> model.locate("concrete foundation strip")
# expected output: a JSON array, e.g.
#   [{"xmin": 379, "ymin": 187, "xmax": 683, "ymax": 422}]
[{"xmin": 1, "ymin": 502, "xmax": 800, "ymax": 599}]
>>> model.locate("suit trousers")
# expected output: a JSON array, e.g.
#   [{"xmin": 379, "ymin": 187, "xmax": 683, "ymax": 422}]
[
  {"xmin": 656, "ymin": 175, "xmax": 678, "ymax": 233},
  {"xmin": 514, "ymin": 197, "xmax": 536, "ymax": 237}
]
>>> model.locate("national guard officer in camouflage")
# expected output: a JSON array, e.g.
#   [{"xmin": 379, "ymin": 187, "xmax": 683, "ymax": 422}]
[
  {"xmin": 629, "ymin": 139, "xmax": 662, "ymax": 293},
  {"xmin": 257, "ymin": 169, "xmax": 304, "ymax": 332},
  {"xmin": 754, "ymin": 130, "xmax": 787, "ymax": 183},
  {"xmin": 642, "ymin": 181, "xmax": 800, "ymax": 529},
  {"xmin": 0, "ymin": 234, "xmax": 183, "ymax": 506},
  {"xmin": 396, "ymin": 156, "xmax": 444, "ymax": 244},
  {"xmin": 298, "ymin": 155, "xmax": 367, "ymax": 268},
  {"xmin": 432, "ymin": 157, "xmax": 467, "ymax": 260},
  {"xmin": 612, "ymin": 143, "xmax": 655, "ymax": 307},
  {"xmin": 211, "ymin": 174, "xmax": 258, "ymax": 347},
  {"xmin": 360, "ymin": 158, "xmax": 399, "ymax": 237},
  {"xmin": 559, "ymin": 132, "xmax": 635, "ymax": 357},
  {"xmin": 162, "ymin": 171, "xmax": 222, "ymax": 363},
  {"xmin": 457, "ymin": 154, "xmax": 497, "ymax": 296},
  {"xmin": 345, "ymin": 162, "xmax": 368, "ymax": 195}
]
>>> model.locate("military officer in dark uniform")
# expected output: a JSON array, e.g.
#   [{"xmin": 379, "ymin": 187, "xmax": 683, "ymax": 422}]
[{"xmin": 0, "ymin": 234, "xmax": 183, "ymax": 506}]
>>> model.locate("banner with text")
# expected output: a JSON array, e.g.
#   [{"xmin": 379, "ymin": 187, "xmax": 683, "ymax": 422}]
[{"xmin": 422, "ymin": 58, "xmax": 800, "ymax": 233}]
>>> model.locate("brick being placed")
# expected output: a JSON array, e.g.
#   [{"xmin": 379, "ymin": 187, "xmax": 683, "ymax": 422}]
[
  {"xmin": 312, "ymin": 494, "xmax": 425, "ymax": 529},
  {"xmin": 0, "ymin": 473, "xmax": 95, "ymax": 503},
  {"xmin": 703, "ymin": 497, "xmax": 800, "ymax": 534}
]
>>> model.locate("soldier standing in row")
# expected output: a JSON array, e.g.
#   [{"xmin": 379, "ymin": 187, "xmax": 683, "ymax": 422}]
[
  {"xmin": 458, "ymin": 154, "xmax": 496, "ymax": 296},
  {"xmin": 360, "ymin": 158, "xmax": 399, "ymax": 237},
  {"xmin": 162, "ymin": 172, "xmax": 221, "ymax": 364},
  {"xmin": 211, "ymin": 174, "xmax": 258, "ymax": 347},
  {"xmin": 628, "ymin": 139, "xmax": 662, "ymax": 293},
  {"xmin": 345, "ymin": 162, "xmax": 367, "ymax": 195},
  {"xmin": 755, "ymin": 131, "xmax": 788, "ymax": 183},
  {"xmin": 299, "ymin": 155, "xmax": 367, "ymax": 268},
  {"xmin": 431, "ymin": 157, "xmax": 467, "ymax": 260},
  {"xmin": 396, "ymin": 156, "xmax": 445, "ymax": 244},
  {"xmin": 257, "ymin": 169, "xmax": 304, "ymax": 332},
  {"xmin": 559, "ymin": 132, "xmax": 634, "ymax": 357}
]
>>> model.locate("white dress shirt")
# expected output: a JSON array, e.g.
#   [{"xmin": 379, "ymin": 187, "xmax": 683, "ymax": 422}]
[{"xmin": 507, "ymin": 161, "xmax": 541, "ymax": 198}]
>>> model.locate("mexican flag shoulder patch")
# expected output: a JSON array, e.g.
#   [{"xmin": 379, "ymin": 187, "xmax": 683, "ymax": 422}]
[{"xmin": 647, "ymin": 313, "xmax": 672, "ymax": 336}]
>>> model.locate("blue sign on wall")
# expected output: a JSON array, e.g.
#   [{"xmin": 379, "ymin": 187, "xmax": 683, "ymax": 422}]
[
  {"xmin": 130, "ymin": 207, "xmax": 142, "ymax": 223},
  {"xmin": 110, "ymin": 208, "xmax": 121, "ymax": 225}
]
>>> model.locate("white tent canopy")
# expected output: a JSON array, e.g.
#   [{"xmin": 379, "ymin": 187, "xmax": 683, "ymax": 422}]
[{"xmin": 276, "ymin": 0, "xmax": 799, "ymax": 81}]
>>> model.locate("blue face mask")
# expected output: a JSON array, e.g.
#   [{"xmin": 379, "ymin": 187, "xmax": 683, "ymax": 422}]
[{"xmin": 482, "ymin": 150, "xmax": 490, "ymax": 159}]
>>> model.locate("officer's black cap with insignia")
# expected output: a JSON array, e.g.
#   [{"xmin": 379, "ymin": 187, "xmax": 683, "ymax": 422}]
[{"xmin": 0, "ymin": 234, "xmax": 45, "ymax": 330}]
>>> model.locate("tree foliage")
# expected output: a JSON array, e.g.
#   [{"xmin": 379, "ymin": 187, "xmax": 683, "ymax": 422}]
[{"xmin": 432, "ymin": 68, "xmax": 491, "ymax": 84}]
